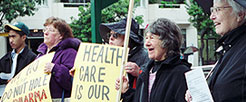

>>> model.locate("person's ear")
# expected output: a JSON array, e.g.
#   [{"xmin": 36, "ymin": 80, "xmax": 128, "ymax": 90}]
[
  {"xmin": 237, "ymin": 12, "xmax": 245, "ymax": 22},
  {"xmin": 22, "ymin": 34, "xmax": 27, "ymax": 41}
]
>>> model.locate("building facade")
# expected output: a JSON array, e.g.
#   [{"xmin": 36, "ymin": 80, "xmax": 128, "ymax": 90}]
[{"xmin": 0, "ymin": 0, "xmax": 199, "ymax": 66}]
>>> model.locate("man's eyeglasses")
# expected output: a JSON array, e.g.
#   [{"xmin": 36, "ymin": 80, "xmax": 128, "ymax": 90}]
[
  {"xmin": 210, "ymin": 6, "xmax": 231, "ymax": 13},
  {"xmin": 107, "ymin": 32, "xmax": 120, "ymax": 39}
]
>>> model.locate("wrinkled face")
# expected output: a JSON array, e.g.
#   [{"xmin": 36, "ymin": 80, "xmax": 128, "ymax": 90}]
[
  {"xmin": 145, "ymin": 32, "xmax": 166, "ymax": 61},
  {"xmin": 43, "ymin": 25, "xmax": 62, "ymax": 48},
  {"xmin": 8, "ymin": 30, "xmax": 26, "ymax": 50},
  {"xmin": 108, "ymin": 30, "xmax": 125, "ymax": 46},
  {"xmin": 210, "ymin": 1, "xmax": 242, "ymax": 36}
]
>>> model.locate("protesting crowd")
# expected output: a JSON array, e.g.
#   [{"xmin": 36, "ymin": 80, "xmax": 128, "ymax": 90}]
[{"xmin": 0, "ymin": 0, "xmax": 246, "ymax": 102}]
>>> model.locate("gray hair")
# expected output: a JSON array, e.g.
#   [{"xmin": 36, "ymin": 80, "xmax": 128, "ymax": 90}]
[
  {"xmin": 147, "ymin": 18, "xmax": 182, "ymax": 57},
  {"xmin": 214, "ymin": 0, "xmax": 246, "ymax": 24}
]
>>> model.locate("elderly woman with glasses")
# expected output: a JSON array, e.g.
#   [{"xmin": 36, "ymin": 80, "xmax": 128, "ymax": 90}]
[
  {"xmin": 116, "ymin": 18, "xmax": 191, "ymax": 102},
  {"xmin": 36, "ymin": 17, "xmax": 81, "ymax": 101},
  {"xmin": 186, "ymin": 0, "xmax": 246, "ymax": 101},
  {"xmin": 208, "ymin": 0, "xmax": 246, "ymax": 101}
]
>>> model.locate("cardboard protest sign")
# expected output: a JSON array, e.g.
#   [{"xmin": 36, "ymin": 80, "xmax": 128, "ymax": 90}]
[
  {"xmin": 0, "ymin": 52, "xmax": 54, "ymax": 102},
  {"xmin": 71, "ymin": 43, "xmax": 127, "ymax": 102}
]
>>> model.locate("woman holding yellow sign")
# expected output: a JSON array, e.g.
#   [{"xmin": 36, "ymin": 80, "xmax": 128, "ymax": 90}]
[
  {"xmin": 36, "ymin": 17, "xmax": 81, "ymax": 102},
  {"xmin": 99, "ymin": 18, "xmax": 150, "ymax": 89}
]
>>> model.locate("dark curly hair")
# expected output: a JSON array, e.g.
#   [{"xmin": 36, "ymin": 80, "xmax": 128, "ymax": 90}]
[{"xmin": 147, "ymin": 18, "xmax": 182, "ymax": 57}]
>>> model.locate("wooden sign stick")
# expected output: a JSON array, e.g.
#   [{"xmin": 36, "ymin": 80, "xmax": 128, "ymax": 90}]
[{"xmin": 116, "ymin": 0, "xmax": 135, "ymax": 101}]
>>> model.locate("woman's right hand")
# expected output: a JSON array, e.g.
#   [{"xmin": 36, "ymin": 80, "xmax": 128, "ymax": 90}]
[
  {"xmin": 185, "ymin": 90, "xmax": 192, "ymax": 102},
  {"xmin": 115, "ymin": 76, "xmax": 129, "ymax": 94},
  {"xmin": 69, "ymin": 68, "xmax": 75, "ymax": 77}
]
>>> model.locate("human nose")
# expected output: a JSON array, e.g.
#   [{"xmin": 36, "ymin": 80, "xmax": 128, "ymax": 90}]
[
  {"xmin": 109, "ymin": 34, "xmax": 114, "ymax": 40},
  {"xmin": 145, "ymin": 38, "xmax": 151, "ymax": 47},
  {"xmin": 43, "ymin": 30, "xmax": 48, "ymax": 36},
  {"xmin": 9, "ymin": 37, "xmax": 14, "ymax": 43},
  {"xmin": 210, "ymin": 12, "xmax": 216, "ymax": 20}
]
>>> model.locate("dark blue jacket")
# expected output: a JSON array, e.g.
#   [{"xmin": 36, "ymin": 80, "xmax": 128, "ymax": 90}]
[{"xmin": 208, "ymin": 24, "xmax": 246, "ymax": 102}]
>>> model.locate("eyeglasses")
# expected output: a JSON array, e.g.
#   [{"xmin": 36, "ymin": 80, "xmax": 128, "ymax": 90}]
[
  {"xmin": 107, "ymin": 32, "xmax": 120, "ymax": 39},
  {"xmin": 145, "ymin": 33, "xmax": 160, "ymax": 40},
  {"xmin": 43, "ymin": 27, "xmax": 58, "ymax": 33},
  {"xmin": 210, "ymin": 6, "xmax": 232, "ymax": 13}
]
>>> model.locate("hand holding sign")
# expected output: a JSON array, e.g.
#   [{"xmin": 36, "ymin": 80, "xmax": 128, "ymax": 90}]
[
  {"xmin": 69, "ymin": 68, "xmax": 75, "ymax": 77},
  {"xmin": 44, "ymin": 62, "xmax": 55, "ymax": 73},
  {"xmin": 124, "ymin": 62, "xmax": 140, "ymax": 77},
  {"xmin": 115, "ymin": 76, "xmax": 129, "ymax": 94}
]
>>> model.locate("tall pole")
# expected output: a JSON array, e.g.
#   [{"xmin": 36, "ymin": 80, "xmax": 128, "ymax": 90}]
[{"xmin": 116, "ymin": 0, "xmax": 135, "ymax": 101}]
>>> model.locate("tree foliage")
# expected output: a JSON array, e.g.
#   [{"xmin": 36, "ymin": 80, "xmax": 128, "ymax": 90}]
[
  {"xmin": 185, "ymin": 0, "xmax": 219, "ymax": 65},
  {"xmin": 0, "ymin": 0, "xmax": 44, "ymax": 28},
  {"xmin": 70, "ymin": 0, "xmax": 143, "ymax": 42},
  {"xmin": 185, "ymin": 0, "xmax": 217, "ymax": 37}
]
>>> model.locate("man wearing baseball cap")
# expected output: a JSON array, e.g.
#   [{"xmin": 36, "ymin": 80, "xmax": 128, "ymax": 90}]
[{"xmin": 0, "ymin": 22, "xmax": 36, "ymax": 98}]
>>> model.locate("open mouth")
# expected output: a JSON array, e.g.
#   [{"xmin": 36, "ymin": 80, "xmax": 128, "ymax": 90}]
[
  {"xmin": 148, "ymin": 48, "xmax": 154, "ymax": 52},
  {"xmin": 214, "ymin": 22, "xmax": 221, "ymax": 27}
]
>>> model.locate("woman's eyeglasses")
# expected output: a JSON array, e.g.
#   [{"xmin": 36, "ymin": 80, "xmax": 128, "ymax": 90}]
[
  {"xmin": 43, "ymin": 27, "xmax": 58, "ymax": 33},
  {"xmin": 145, "ymin": 34, "xmax": 160, "ymax": 40},
  {"xmin": 107, "ymin": 32, "xmax": 120, "ymax": 39},
  {"xmin": 210, "ymin": 6, "xmax": 231, "ymax": 13}
]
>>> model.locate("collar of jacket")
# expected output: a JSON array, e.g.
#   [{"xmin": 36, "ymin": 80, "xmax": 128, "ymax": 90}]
[
  {"xmin": 216, "ymin": 24, "xmax": 246, "ymax": 55},
  {"xmin": 37, "ymin": 38, "xmax": 81, "ymax": 54},
  {"xmin": 141, "ymin": 54, "xmax": 191, "ymax": 77},
  {"xmin": 17, "ymin": 46, "xmax": 30, "ymax": 61},
  {"xmin": 4, "ymin": 45, "xmax": 29, "ymax": 61}
]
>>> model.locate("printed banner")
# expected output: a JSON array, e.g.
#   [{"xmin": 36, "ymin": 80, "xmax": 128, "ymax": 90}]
[
  {"xmin": 0, "ymin": 52, "xmax": 54, "ymax": 102},
  {"xmin": 71, "ymin": 43, "xmax": 126, "ymax": 102}
]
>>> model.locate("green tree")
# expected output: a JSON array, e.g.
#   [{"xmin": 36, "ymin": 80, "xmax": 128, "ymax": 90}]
[
  {"xmin": 186, "ymin": 0, "xmax": 219, "ymax": 65},
  {"xmin": 0, "ymin": 0, "xmax": 44, "ymax": 29},
  {"xmin": 70, "ymin": 0, "xmax": 143, "ymax": 42}
]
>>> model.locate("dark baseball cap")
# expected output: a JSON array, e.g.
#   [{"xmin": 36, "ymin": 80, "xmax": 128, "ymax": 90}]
[{"xmin": 5, "ymin": 22, "xmax": 30, "ymax": 35}]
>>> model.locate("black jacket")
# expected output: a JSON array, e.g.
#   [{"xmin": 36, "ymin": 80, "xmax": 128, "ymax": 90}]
[
  {"xmin": 208, "ymin": 24, "xmax": 246, "ymax": 102},
  {"xmin": 127, "ymin": 46, "xmax": 150, "ymax": 88},
  {"xmin": 0, "ymin": 46, "xmax": 36, "ymax": 84},
  {"xmin": 123, "ymin": 54, "xmax": 191, "ymax": 102}
]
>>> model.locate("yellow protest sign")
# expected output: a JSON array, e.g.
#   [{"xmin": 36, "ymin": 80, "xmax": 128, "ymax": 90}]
[
  {"xmin": 0, "ymin": 52, "xmax": 54, "ymax": 102},
  {"xmin": 71, "ymin": 43, "xmax": 127, "ymax": 102}
]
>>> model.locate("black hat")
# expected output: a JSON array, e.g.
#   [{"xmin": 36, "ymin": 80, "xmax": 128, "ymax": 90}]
[
  {"xmin": 5, "ymin": 22, "xmax": 30, "ymax": 35},
  {"xmin": 234, "ymin": 0, "xmax": 246, "ymax": 9},
  {"xmin": 99, "ymin": 18, "xmax": 143, "ymax": 44}
]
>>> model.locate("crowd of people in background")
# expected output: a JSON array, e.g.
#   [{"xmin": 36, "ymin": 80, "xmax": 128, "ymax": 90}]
[{"xmin": 0, "ymin": 0, "xmax": 246, "ymax": 101}]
